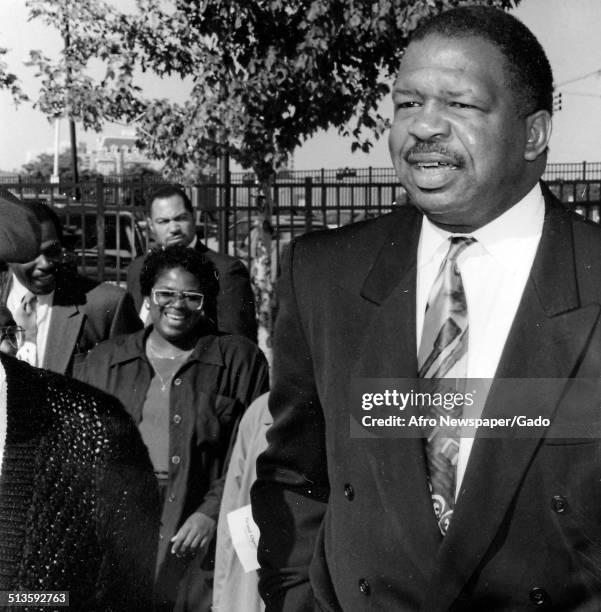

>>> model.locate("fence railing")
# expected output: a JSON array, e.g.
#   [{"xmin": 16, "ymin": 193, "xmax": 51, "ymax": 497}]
[
  {"xmin": 2, "ymin": 172, "xmax": 601, "ymax": 287},
  {"xmin": 4, "ymin": 160, "xmax": 601, "ymax": 187}
]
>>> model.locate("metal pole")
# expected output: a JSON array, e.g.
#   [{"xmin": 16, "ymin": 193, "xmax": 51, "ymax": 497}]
[
  {"xmin": 218, "ymin": 152, "xmax": 230, "ymax": 255},
  {"xmin": 64, "ymin": 15, "xmax": 80, "ymax": 199},
  {"xmin": 51, "ymin": 118, "xmax": 60, "ymax": 185},
  {"xmin": 69, "ymin": 119, "xmax": 79, "ymax": 185},
  {"xmin": 304, "ymin": 177, "xmax": 313, "ymax": 233},
  {"xmin": 96, "ymin": 176, "xmax": 106, "ymax": 281}
]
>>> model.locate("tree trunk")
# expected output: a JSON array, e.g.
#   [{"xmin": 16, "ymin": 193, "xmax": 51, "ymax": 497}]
[{"xmin": 250, "ymin": 174, "xmax": 275, "ymax": 363}]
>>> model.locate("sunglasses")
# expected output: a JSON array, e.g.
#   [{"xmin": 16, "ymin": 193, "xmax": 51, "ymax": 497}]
[
  {"xmin": 0, "ymin": 325, "xmax": 25, "ymax": 350},
  {"xmin": 39, "ymin": 242, "xmax": 64, "ymax": 262},
  {"xmin": 151, "ymin": 289, "xmax": 204, "ymax": 310}
]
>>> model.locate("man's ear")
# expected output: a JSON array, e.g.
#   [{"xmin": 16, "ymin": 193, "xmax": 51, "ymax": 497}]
[{"xmin": 524, "ymin": 110, "xmax": 552, "ymax": 161}]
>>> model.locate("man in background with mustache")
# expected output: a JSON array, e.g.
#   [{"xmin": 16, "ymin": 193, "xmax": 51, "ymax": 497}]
[
  {"xmin": 252, "ymin": 5, "xmax": 601, "ymax": 611},
  {"xmin": 127, "ymin": 185, "xmax": 257, "ymax": 342}
]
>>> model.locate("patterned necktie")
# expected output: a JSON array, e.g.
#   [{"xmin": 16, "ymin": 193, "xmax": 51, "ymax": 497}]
[
  {"xmin": 14, "ymin": 291, "xmax": 38, "ymax": 366},
  {"xmin": 418, "ymin": 236, "xmax": 475, "ymax": 535}
]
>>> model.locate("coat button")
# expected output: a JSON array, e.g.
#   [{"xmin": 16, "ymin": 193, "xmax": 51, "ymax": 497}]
[
  {"xmin": 551, "ymin": 495, "xmax": 567, "ymax": 514},
  {"xmin": 173, "ymin": 414, "xmax": 182, "ymax": 424},
  {"xmin": 344, "ymin": 483, "xmax": 355, "ymax": 501},
  {"xmin": 529, "ymin": 587, "xmax": 549, "ymax": 606},
  {"xmin": 173, "ymin": 378, "xmax": 182, "ymax": 386},
  {"xmin": 168, "ymin": 494, "xmax": 176, "ymax": 503},
  {"xmin": 171, "ymin": 455, "xmax": 180, "ymax": 465},
  {"xmin": 358, "ymin": 578, "xmax": 370, "ymax": 595}
]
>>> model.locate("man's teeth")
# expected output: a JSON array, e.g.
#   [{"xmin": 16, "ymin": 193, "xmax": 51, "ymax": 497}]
[{"xmin": 416, "ymin": 161, "xmax": 456, "ymax": 168}]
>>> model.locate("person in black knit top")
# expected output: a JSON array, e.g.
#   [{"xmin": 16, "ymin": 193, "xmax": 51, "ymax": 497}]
[{"xmin": 0, "ymin": 194, "xmax": 160, "ymax": 610}]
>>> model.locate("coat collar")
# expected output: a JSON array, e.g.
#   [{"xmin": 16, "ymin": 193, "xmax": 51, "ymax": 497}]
[
  {"xmin": 360, "ymin": 205, "xmax": 423, "ymax": 305},
  {"xmin": 107, "ymin": 327, "xmax": 225, "ymax": 368}
]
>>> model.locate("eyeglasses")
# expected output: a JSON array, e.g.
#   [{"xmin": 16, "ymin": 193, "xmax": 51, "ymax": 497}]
[
  {"xmin": 39, "ymin": 242, "xmax": 64, "ymax": 262},
  {"xmin": 0, "ymin": 325, "xmax": 25, "ymax": 350},
  {"xmin": 151, "ymin": 289, "xmax": 204, "ymax": 310}
]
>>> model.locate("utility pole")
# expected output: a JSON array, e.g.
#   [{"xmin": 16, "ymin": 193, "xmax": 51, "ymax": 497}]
[
  {"xmin": 64, "ymin": 12, "xmax": 80, "ymax": 199},
  {"xmin": 51, "ymin": 117, "xmax": 60, "ymax": 184}
]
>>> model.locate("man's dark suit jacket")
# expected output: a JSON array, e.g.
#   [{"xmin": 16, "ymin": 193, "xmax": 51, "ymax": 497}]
[
  {"xmin": 0, "ymin": 354, "xmax": 160, "ymax": 611},
  {"xmin": 1, "ymin": 271, "xmax": 142, "ymax": 376},
  {"xmin": 126, "ymin": 239, "xmax": 258, "ymax": 343},
  {"xmin": 252, "ymin": 187, "xmax": 601, "ymax": 611}
]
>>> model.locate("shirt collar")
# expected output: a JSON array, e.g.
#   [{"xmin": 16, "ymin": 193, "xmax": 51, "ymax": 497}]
[
  {"xmin": 10, "ymin": 273, "xmax": 54, "ymax": 306},
  {"xmin": 108, "ymin": 327, "xmax": 225, "ymax": 368},
  {"xmin": 419, "ymin": 183, "xmax": 545, "ymax": 268}
]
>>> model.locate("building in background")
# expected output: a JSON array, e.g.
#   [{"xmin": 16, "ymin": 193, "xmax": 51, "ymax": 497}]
[{"xmin": 90, "ymin": 130, "xmax": 161, "ymax": 175}]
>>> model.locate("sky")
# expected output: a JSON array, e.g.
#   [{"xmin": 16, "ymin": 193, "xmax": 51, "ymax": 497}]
[{"xmin": 0, "ymin": 0, "xmax": 600, "ymax": 173}]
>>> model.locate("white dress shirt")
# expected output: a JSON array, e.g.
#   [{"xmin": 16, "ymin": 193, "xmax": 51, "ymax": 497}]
[
  {"xmin": 7, "ymin": 274, "xmax": 54, "ymax": 367},
  {"xmin": 416, "ymin": 184, "xmax": 545, "ymax": 496}
]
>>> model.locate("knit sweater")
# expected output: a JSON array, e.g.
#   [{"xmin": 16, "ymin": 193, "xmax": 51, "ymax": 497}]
[{"xmin": 0, "ymin": 355, "xmax": 160, "ymax": 611}]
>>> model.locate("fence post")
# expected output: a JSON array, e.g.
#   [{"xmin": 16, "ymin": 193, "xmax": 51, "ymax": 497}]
[
  {"xmin": 218, "ymin": 154, "xmax": 231, "ymax": 255},
  {"xmin": 320, "ymin": 176, "xmax": 327, "ymax": 223},
  {"xmin": 583, "ymin": 160, "xmax": 587, "ymax": 181},
  {"xmin": 367, "ymin": 166, "xmax": 373, "ymax": 212},
  {"xmin": 304, "ymin": 177, "xmax": 313, "ymax": 232},
  {"xmin": 96, "ymin": 176, "xmax": 106, "ymax": 282}
]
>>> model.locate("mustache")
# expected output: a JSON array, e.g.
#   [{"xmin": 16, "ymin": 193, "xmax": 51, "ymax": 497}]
[{"xmin": 405, "ymin": 142, "xmax": 464, "ymax": 166}]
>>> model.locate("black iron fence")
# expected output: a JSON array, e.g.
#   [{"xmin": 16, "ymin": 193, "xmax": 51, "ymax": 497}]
[
  {"xmin": 1, "ymin": 165, "xmax": 601, "ymax": 286},
  {"xmin": 227, "ymin": 161, "xmax": 601, "ymax": 183}
]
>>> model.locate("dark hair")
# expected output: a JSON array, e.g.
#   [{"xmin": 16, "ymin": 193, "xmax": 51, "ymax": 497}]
[
  {"xmin": 139, "ymin": 245, "xmax": 219, "ymax": 308},
  {"xmin": 409, "ymin": 6, "xmax": 553, "ymax": 116},
  {"xmin": 28, "ymin": 201, "xmax": 64, "ymax": 244},
  {"xmin": 147, "ymin": 185, "xmax": 193, "ymax": 215}
]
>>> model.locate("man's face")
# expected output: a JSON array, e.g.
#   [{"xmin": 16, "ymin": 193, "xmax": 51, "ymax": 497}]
[
  {"xmin": 388, "ymin": 34, "xmax": 547, "ymax": 230},
  {"xmin": 148, "ymin": 195, "xmax": 196, "ymax": 247},
  {"xmin": 12, "ymin": 219, "xmax": 61, "ymax": 295}
]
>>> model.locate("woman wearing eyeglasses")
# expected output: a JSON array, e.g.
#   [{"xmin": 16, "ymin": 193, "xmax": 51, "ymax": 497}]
[{"xmin": 76, "ymin": 245, "xmax": 269, "ymax": 612}]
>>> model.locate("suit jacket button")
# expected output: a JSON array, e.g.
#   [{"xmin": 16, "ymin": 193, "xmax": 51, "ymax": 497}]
[
  {"xmin": 171, "ymin": 455, "xmax": 180, "ymax": 465},
  {"xmin": 529, "ymin": 587, "xmax": 549, "ymax": 606},
  {"xmin": 358, "ymin": 578, "xmax": 370, "ymax": 595},
  {"xmin": 344, "ymin": 483, "xmax": 355, "ymax": 501},
  {"xmin": 551, "ymin": 495, "xmax": 567, "ymax": 513},
  {"xmin": 174, "ymin": 378, "xmax": 182, "ymax": 386}
]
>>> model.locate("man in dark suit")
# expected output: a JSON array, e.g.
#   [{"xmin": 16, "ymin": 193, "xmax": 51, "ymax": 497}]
[
  {"xmin": 1, "ymin": 201, "xmax": 142, "ymax": 375},
  {"xmin": 252, "ymin": 7, "xmax": 601, "ymax": 611},
  {"xmin": 0, "ymin": 193, "xmax": 160, "ymax": 610},
  {"xmin": 127, "ymin": 185, "xmax": 257, "ymax": 342}
]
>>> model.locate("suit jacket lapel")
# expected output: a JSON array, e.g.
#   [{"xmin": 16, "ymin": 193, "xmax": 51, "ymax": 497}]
[
  {"xmin": 352, "ymin": 207, "xmax": 443, "ymax": 582},
  {"xmin": 43, "ymin": 287, "xmax": 84, "ymax": 373},
  {"xmin": 424, "ymin": 193, "xmax": 601, "ymax": 611},
  {"xmin": 356, "ymin": 205, "xmax": 422, "ymax": 379}
]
